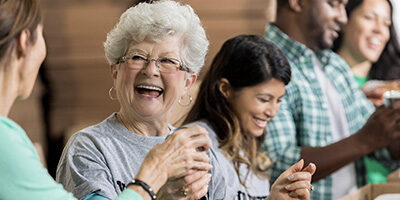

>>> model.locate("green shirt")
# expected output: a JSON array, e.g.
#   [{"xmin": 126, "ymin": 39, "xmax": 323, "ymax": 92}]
[
  {"xmin": 0, "ymin": 117, "xmax": 143, "ymax": 200},
  {"xmin": 354, "ymin": 75, "xmax": 368, "ymax": 87},
  {"xmin": 352, "ymin": 74, "xmax": 391, "ymax": 184},
  {"xmin": 263, "ymin": 24, "xmax": 400, "ymax": 200}
]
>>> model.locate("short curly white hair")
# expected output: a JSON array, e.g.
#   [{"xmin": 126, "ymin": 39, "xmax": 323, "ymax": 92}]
[{"xmin": 104, "ymin": 0, "xmax": 209, "ymax": 74}]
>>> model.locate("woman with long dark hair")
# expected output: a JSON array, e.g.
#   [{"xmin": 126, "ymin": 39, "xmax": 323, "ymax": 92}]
[
  {"xmin": 333, "ymin": 0, "xmax": 400, "ymax": 184},
  {"xmin": 333, "ymin": 0, "xmax": 400, "ymax": 106},
  {"xmin": 184, "ymin": 35, "xmax": 316, "ymax": 200}
]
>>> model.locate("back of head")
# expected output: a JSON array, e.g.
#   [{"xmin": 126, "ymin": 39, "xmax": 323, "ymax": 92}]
[
  {"xmin": 0, "ymin": 0, "xmax": 42, "ymax": 65},
  {"xmin": 104, "ymin": 0, "xmax": 209, "ymax": 74}
]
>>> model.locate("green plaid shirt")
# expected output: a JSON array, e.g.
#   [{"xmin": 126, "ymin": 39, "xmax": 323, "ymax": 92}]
[{"xmin": 263, "ymin": 24, "xmax": 400, "ymax": 200}]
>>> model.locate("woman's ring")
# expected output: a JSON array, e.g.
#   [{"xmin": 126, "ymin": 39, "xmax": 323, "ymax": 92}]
[{"xmin": 181, "ymin": 187, "xmax": 188, "ymax": 196}]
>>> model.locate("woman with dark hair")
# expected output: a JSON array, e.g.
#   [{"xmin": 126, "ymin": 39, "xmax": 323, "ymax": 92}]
[
  {"xmin": 333, "ymin": 0, "xmax": 400, "ymax": 106},
  {"xmin": 333, "ymin": 0, "xmax": 400, "ymax": 184},
  {"xmin": 0, "ymin": 0, "xmax": 212, "ymax": 199},
  {"xmin": 184, "ymin": 35, "xmax": 316, "ymax": 200}
]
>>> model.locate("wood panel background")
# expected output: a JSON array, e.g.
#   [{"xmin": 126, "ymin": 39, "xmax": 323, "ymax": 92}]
[{"xmin": 9, "ymin": 0, "xmax": 277, "ymax": 174}]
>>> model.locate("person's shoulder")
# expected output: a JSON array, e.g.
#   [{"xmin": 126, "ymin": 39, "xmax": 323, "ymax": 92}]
[
  {"xmin": 64, "ymin": 114, "xmax": 119, "ymax": 151},
  {"xmin": 324, "ymin": 50, "xmax": 350, "ymax": 68},
  {"xmin": 75, "ymin": 113, "xmax": 119, "ymax": 138},
  {"xmin": 187, "ymin": 120, "xmax": 216, "ymax": 136},
  {"xmin": 0, "ymin": 117, "xmax": 28, "ymax": 146},
  {"xmin": 186, "ymin": 120, "xmax": 220, "ymax": 146},
  {"xmin": 0, "ymin": 117, "xmax": 23, "ymax": 133}
]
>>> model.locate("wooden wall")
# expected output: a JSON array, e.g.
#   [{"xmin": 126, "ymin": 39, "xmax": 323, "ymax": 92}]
[{"xmin": 9, "ymin": 0, "xmax": 277, "ymax": 174}]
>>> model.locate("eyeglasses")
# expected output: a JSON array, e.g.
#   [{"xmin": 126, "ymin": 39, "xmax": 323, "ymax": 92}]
[{"xmin": 118, "ymin": 52, "xmax": 191, "ymax": 73}]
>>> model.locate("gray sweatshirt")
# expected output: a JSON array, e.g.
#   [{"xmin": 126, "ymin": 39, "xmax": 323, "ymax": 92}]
[{"xmin": 56, "ymin": 113, "xmax": 232, "ymax": 200}]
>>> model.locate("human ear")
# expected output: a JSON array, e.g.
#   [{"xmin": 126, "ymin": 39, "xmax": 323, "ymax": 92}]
[
  {"xmin": 110, "ymin": 64, "xmax": 119, "ymax": 80},
  {"xmin": 288, "ymin": 0, "xmax": 304, "ymax": 12},
  {"xmin": 183, "ymin": 72, "xmax": 197, "ymax": 92},
  {"xmin": 17, "ymin": 29, "xmax": 30, "ymax": 58},
  {"xmin": 218, "ymin": 78, "xmax": 232, "ymax": 98}
]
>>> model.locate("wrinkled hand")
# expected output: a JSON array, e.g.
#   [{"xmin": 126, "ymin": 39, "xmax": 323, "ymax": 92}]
[
  {"xmin": 157, "ymin": 170, "xmax": 211, "ymax": 200},
  {"xmin": 135, "ymin": 125, "xmax": 212, "ymax": 196},
  {"xmin": 359, "ymin": 106, "xmax": 400, "ymax": 150},
  {"xmin": 268, "ymin": 159, "xmax": 316, "ymax": 200}
]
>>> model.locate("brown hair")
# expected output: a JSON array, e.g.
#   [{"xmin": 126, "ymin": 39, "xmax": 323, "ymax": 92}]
[
  {"xmin": 184, "ymin": 35, "xmax": 291, "ymax": 186},
  {"xmin": 0, "ymin": 0, "xmax": 42, "ymax": 64}
]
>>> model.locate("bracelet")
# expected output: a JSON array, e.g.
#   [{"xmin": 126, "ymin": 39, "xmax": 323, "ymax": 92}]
[{"xmin": 127, "ymin": 179, "xmax": 157, "ymax": 200}]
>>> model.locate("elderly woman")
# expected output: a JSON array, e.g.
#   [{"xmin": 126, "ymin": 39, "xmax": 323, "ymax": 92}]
[
  {"xmin": 184, "ymin": 35, "xmax": 316, "ymax": 200},
  {"xmin": 0, "ymin": 0, "xmax": 212, "ymax": 200},
  {"xmin": 56, "ymin": 1, "xmax": 225, "ymax": 200}
]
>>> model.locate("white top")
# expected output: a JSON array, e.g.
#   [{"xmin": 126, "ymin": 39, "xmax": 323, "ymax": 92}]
[
  {"xmin": 313, "ymin": 56, "xmax": 358, "ymax": 199},
  {"xmin": 189, "ymin": 120, "xmax": 270, "ymax": 199}
]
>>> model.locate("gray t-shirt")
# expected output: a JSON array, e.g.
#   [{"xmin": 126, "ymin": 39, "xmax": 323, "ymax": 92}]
[
  {"xmin": 56, "ymin": 113, "xmax": 229, "ymax": 199},
  {"xmin": 188, "ymin": 120, "xmax": 270, "ymax": 200}
]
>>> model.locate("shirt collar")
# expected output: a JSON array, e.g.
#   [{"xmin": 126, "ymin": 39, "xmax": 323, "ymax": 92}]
[
  {"xmin": 266, "ymin": 24, "xmax": 337, "ymax": 65},
  {"xmin": 265, "ymin": 24, "xmax": 310, "ymax": 59}
]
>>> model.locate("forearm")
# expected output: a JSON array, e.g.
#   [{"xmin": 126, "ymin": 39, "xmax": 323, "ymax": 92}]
[
  {"xmin": 301, "ymin": 132, "xmax": 373, "ymax": 182},
  {"xmin": 135, "ymin": 164, "xmax": 167, "ymax": 194}
]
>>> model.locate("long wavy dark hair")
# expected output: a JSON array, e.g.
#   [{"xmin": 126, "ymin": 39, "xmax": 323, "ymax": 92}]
[
  {"xmin": 333, "ymin": 0, "xmax": 400, "ymax": 80},
  {"xmin": 184, "ymin": 35, "xmax": 291, "ymax": 186}
]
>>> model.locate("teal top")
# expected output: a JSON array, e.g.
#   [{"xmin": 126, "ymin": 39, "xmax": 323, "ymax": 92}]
[{"xmin": 0, "ymin": 116, "xmax": 143, "ymax": 200}]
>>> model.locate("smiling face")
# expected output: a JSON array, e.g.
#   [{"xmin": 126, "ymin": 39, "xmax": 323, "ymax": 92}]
[
  {"xmin": 113, "ymin": 35, "xmax": 196, "ymax": 120},
  {"xmin": 303, "ymin": 0, "xmax": 348, "ymax": 50},
  {"xmin": 342, "ymin": 0, "xmax": 391, "ymax": 62},
  {"xmin": 225, "ymin": 78, "xmax": 286, "ymax": 137}
]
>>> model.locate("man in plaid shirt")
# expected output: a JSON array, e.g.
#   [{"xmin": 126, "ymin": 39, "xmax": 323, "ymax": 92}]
[{"xmin": 263, "ymin": 0, "xmax": 400, "ymax": 199}]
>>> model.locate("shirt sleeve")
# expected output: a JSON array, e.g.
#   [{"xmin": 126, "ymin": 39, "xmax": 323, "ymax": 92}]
[
  {"xmin": 263, "ymin": 90, "xmax": 301, "ymax": 184},
  {"xmin": 56, "ymin": 133, "xmax": 118, "ymax": 199},
  {"xmin": 83, "ymin": 193, "xmax": 111, "ymax": 200},
  {"xmin": 0, "ymin": 123, "xmax": 76, "ymax": 200}
]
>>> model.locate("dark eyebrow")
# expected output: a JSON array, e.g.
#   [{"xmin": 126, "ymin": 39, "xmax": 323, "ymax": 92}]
[{"xmin": 258, "ymin": 92, "xmax": 286, "ymax": 99}]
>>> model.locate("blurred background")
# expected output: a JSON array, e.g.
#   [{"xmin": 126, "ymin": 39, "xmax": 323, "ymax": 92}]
[{"xmin": 9, "ymin": 0, "xmax": 278, "ymax": 177}]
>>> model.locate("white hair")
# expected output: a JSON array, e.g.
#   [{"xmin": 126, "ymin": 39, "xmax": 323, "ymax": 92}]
[{"xmin": 104, "ymin": 0, "xmax": 209, "ymax": 74}]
